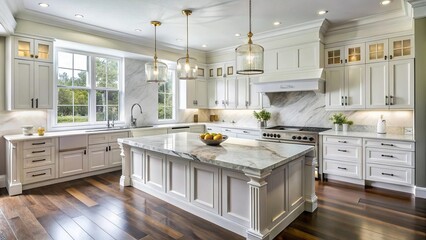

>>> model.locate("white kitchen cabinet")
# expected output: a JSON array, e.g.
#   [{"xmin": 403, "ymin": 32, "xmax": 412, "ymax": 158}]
[
  {"xmin": 225, "ymin": 77, "xmax": 237, "ymax": 108},
  {"xmin": 145, "ymin": 150, "xmax": 166, "ymax": 192},
  {"xmin": 366, "ymin": 59, "xmax": 414, "ymax": 109},
  {"xmin": 325, "ymin": 43, "xmax": 365, "ymax": 67},
  {"xmin": 88, "ymin": 131, "xmax": 129, "ymax": 171},
  {"xmin": 167, "ymin": 156, "xmax": 190, "ymax": 201},
  {"xmin": 325, "ymin": 65, "xmax": 365, "ymax": 110},
  {"xmin": 179, "ymin": 79, "xmax": 208, "ymax": 109},
  {"xmin": 389, "ymin": 36, "xmax": 414, "ymax": 61},
  {"xmin": 59, "ymin": 148, "xmax": 88, "ymax": 177},
  {"xmin": 14, "ymin": 36, "xmax": 53, "ymax": 62},
  {"xmin": 88, "ymin": 144, "xmax": 109, "ymax": 171},
  {"xmin": 207, "ymin": 78, "xmax": 218, "ymax": 107},
  {"xmin": 190, "ymin": 162, "xmax": 220, "ymax": 214}
]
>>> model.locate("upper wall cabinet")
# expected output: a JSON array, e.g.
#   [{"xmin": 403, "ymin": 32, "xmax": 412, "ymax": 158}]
[
  {"xmin": 366, "ymin": 36, "xmax": 414, "ymax": 63},
  {"xmin": 6, "ymin": 35, "xmax": 54, "ymax": 110},
  {"xmin": 14, "ymin": 36, "xmax": 53, "ymax": 63},
  {"xmin": 325, "ymin": 43, "xmax": 365, "ymax": 67}
]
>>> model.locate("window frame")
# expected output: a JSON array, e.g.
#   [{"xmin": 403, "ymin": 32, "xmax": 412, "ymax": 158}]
[
  {"xmin": 49, "ymin": 48, "xmax": 124, "ymax": 131},
  {"xmin": 158, "ymin": 68, "xmax": 177, "ymax": 123}
]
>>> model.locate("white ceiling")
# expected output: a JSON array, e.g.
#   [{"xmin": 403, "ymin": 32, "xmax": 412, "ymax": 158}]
[{"xmin": 7, "ymin": 0, "xmax": 407, "ymax": 51}]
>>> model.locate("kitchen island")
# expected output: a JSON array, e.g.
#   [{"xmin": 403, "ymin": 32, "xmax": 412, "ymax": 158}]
[{"xmin": 118, "ymin": 132, "xmax": 317, "ymax": 240}]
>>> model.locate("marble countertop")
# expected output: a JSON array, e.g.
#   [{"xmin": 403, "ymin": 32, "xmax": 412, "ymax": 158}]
[
  {"xmin": 320, "ymin": 130, "xmax": 415, "ymax": 142},
  {"xmin": 118, "ymin": 132, "xmax": 313, "ymax": 174}
]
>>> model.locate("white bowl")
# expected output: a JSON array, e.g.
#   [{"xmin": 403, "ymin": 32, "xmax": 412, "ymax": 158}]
[{"xmin": 22, "ymin": 125, "xmax": 34, "ymax": 136}]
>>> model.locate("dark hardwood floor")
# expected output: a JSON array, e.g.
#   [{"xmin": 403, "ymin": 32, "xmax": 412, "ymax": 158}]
[{"xmin": 0, "ymin": 171, "xmax": 425, "ymax": 240}]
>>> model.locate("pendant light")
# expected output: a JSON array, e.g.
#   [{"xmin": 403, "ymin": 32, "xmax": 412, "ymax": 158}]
[
  {"xmin": 177, "ymin": 9, "xmax": 198, "ymax": 80},
  {"xmin": 235, "ymin": 0, "xmax": 264, "ymax": 75},
  {"xmin": 145, "ymin": 21, "xmax": 168, "ymax": 83}
]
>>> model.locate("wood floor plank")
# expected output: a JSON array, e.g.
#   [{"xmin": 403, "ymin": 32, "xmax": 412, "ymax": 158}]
[
  {"xmin": 0, "ymin": 209, "xmax": 17, "ymax": 240},
  {"xmin": 65, "ymin": 187, "xmax": 98, "ymax": 207},
  {"xmin": 73, "ymin": 215, "xmax": 115, "ymax": 240},
  {"xmin": 38, "ymin": 215, "xmax": 73, "ymax": 240},
  {"xmin": 54, "ymin": 212, "xmax": 94, "ymax": 240}
]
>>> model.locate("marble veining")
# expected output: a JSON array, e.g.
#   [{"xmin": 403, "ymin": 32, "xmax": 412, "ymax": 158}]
[{"xmin": 119, "ymin": 132, "xmax": 313, "ymax": 173}]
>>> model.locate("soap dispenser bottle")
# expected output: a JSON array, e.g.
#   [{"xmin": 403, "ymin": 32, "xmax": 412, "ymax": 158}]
[{"xmin": 377, "ymin": 115, "xmax": 386, "ymax": 134}]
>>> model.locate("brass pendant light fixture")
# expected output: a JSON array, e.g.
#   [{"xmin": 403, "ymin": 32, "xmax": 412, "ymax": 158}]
[
  {"xmin": 235, "ymin": 0, "xmax": 264, "ymax": 75},
  {"xmin": 145, "ymin": 21, "xmax": 168, "ymax": 83},
  {"xmin": 177, "ymin": 9, "xmax": 198, "ymax": 80}
]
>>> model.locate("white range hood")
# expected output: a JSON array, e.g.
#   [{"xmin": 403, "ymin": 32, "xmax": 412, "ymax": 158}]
[{"xmin": 252, "ymin": 68, "xmax": 325, "ymax": 93}]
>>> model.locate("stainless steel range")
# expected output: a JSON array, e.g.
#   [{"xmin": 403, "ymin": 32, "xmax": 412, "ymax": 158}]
[{"xmin": 259, "ymin": 126, "xmax": 331, "ymax": 180}]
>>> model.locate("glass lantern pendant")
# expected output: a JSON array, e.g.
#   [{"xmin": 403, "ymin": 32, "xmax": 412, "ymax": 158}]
[
  {"xmin": 177, "ymin": 9, "xmax": 198, "ymax": 80},
  {"xmin": 235, "ymin": 0, "xmax": 264, "ymax": 75},
  {"xmin": 145, "ymin": 21, "xmax": 168, "ymax": 83}
]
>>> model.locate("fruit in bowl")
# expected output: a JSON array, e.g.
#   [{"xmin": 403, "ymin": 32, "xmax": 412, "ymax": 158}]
[{"xmin": 199, "ymin": 132, "xmax": 228, "ymax": 146}]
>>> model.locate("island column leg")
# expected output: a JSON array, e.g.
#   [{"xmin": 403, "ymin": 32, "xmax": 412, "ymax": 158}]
[
  {"xmin": 244, "ymin": 170, "xmax": 272, "ymax": 240},
  {"xmin": 304, "ymin": 152, "xmax": 318, "ymax": 212},
  {"xmin": 119, "ymin": 143, "xmax": 131, "ymax": 187}
]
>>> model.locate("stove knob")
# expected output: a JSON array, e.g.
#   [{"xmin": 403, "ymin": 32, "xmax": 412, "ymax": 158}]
[
  {"xmin": 277, "ymin": 134, "xmax": 281, "ymax": 138},
  {"xmin": 273, "ymin": 134, "xmax": 277, "ymax": 138},
  {"xmin": 303, "ymin": 136, "xmax": 308, "ymax": 140},
  {"xmin": 297, "ymin": 136, "xmax": 302, "ymax": 140},
  {"xmin": 263, "ymin": 133, "xmax": 266, "ymax": 137},
  {"xmin": 292, "ymin": 136, "xmax": 297, "ymax": 140},
  {"xmin": 309, "ymin": 137, "xmax": 315, "ymax": 141}
]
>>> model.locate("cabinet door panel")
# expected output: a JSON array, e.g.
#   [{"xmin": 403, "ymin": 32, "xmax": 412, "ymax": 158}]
[
  {"xmin": 248, "ymin": 77, "xmax": 261, "ymax": 109},
  {"xmin": 222, "ymin": 169, "xmax": 250, "ymax": 227},
  {"xmin": 131, "ymin": 148, "xmax": 144, "ymax": 182},
  {"xmin": 345, "ymin": 43, "xmax": 365, "ymax": 65},
  {"xmin": 146, "ymin": 151, "xmax": 166, "ymax": 192},
  {"xmin": 14, "ymin": 37, "xmax": 34, "ymax": 60},
  {"xmin": 389, "ymin": 59, "xmax": 414, "ymax": 109},
  {"xmin": 325, "ymin": 67, "xmax": 345, "ymax": 109},
  {"xmin": 88, "ymin": 144, "xmax": 109, "ymax": 171},
  {"xmin": 191, "ymin": 162, "xmax": 219, "ymax": 214},
  {"xmin": 366, "ymin": 63, "xmax": 388, "ymax": 108},
  {"xmin": 207, "ymin": 79, "xmax": 217, "ymax": 107},
  {"xmin": 34, "ymin": 62, "xmax": 53, "ymax": 109},
  {"xmin": 34, "ymin": 40, "xmax": 53, "ymax": 62},
  {"xmin": 345, "ymin": 65, "xmax": 365, "ymax": 109},
  {"xmin": 167, "ymin": 156, "xmax": 190, "ymax": 201},
  {"xmin": 389, "ymin": 36, "xmax": 414, "ymax": 60},
  {"xmin": 216, "ymin": 78, "xmax": 226, "ymax": 108},
  {"xmin": 325, "ymin": 47, "xmax": 344, "ymax": 67},
  {"xmin": 109, "ymin": 143, "xmax": 122, "ymax": 167},
  {"xmin": 237, "ymin": 77, "xmax": 248, "ymax": 109},
  {"xmin": 278, "ymin": 47, "xmax": 298, "ymax": 71},
  {"xmin": 59, "ymin": 149, "xmax": 87, "ymax": 177},
  {"xmin": 196, "ymin": 80, "xmax": 208, "ymax": 108},
  {"xmin": 366, "ymin": 39, "xmax": 388, "ymax": 63},
  {"xmin": 226, "ymin": 78, "xmax": 237, "ymax": 108},
  {"xmin": 14, "ymin": 60, "xmax": 34, "ymax": 109},
  {"xmin": 299, "ymin": 45, "xmax": 318, "ymax": 69},
  {"xmin": 264, "ymin": 50, "xmax": 278, "ymax": 73}
]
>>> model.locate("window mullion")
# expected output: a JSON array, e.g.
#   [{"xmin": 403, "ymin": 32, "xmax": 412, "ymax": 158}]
[{"xmin": 90, "ymin": 55, "xmax": 96, "ymax": 124}]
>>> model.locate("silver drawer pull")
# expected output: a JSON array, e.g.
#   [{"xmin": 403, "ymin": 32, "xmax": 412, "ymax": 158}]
[
  {"xmin": 32, "ymin": 173, "xmax": 46, "ymax": 177},
  {"xmin": 32, "ymin": 150, "xmax": 46, "ymax": 154},
  {"xmin": 337, "ymin": 149, "xmax": 347, "ymax": 152},
  {"xmin": 243, "ymin": 131, "xmax": 249, "ymax": 133},
  {"xmin": 381, "ymin": 172, "xmax": 394, "ymax": 177},
  {"xmin": 337, "ymin": 167, "xmax": 347, "ymax": 170},
  {"xmin": 225, "ymin": 129, "xmax": 231, "ymax": 132},
  {"xmin": 381, "ymin": 143, "xmax": 394, "ymax": 147},
  {"xmin": 32, "ymin": 159, "xmax": 46, "ymax": 163},
  {"xmin": 338, "ymin": 140, "xmax": 347, "ymax": 143},
  {"xmin": 32, "ymin": 142, "xmax": 46, "ymax": 145},
  {"xmin": 381, "ymin": 154, "xmax": 394, "ymax": 158},
  {"xmin": 207, "ymin": 128, "xmax": 212, "ymax": 130}
]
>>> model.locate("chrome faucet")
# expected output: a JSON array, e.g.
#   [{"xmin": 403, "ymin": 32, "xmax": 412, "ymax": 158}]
[{"xmin": 131, "ymin": 103, "xmax": 143, "ymax": 127}]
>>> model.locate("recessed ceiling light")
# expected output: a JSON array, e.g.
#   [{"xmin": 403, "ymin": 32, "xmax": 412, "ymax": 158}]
[
  {"xmin": 318, "ymin": 10, "xmax": 328, "ymax": 15},
  {"xmin": 273, "ymin": 21, "xmax": 281, "ymax": 26},
  {"xmin": 75, "ymin": 14, "xmax": 84, "ymax": 18},
  {"xmin": 381, "ymin": 0, "xmax": 391, "ymax": 5},
  {"xmin": 38, "ymin": 3, "xmax": 49, "ymax": 8},
  {"xmin": 235, "ymin": 33, "xmax": 241, "ymax": 37},
  {"xmin": 202, "ymin": 44, "xmax": 207, "ymax": 48},
  {"xmin": 135, "ymin": 29, "xmax": 142, "ymax": 32}
]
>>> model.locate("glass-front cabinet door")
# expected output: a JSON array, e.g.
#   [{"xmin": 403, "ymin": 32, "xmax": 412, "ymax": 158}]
[
  {"xmin": 389, "ymin": 36, "xmax": 414, "ymax": 61},
  {"xmin": 14, "ymin": 37, "xmax": 53, "ymax": 62},
  {"xmin": 366, "ymin": 40, "xmax": 389, "ymax": 63},
  {"xmin": 325, "ymin": 47, "xmax": 344, "ymax": 67},
  {"xmin": 344, "ymin": 43, "xmax": 365, "ymax": 65}
]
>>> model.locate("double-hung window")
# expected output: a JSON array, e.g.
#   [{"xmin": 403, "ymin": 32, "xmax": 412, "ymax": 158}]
[
  {"xmin": 55, "ymin": 49, "xmax": 122, "ymax": 127},
  {"xmin": 158, "ymin": 70, "xmax": 176, "ymax": 121}
]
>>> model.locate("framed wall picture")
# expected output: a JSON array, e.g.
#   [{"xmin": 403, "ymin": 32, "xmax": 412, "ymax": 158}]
[
  {"xmin": 227, "ymin": 66, "xmax": 233, "ymax": 76},
  {"xmin": 198, "ymin": 68, "xmax": 205, "ymax": 77},
  {"xmin": 217, "ymin": 67, "xmax": 223, "ymax": 77},
  {"xmin": 209, "ymin": 69, "xmax": 214, "ymax": 77}
]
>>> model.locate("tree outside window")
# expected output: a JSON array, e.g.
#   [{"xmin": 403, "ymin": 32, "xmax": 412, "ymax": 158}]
[{"xmin": 158, "ymin": 71, "xmax": 175, "ymax": 120}]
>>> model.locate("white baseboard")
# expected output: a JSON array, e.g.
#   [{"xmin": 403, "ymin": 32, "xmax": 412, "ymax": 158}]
[
  {"xmin": 324, "ymin": 174, "xmax": 365, "ymax": 186},
  {"xmin": 366, "ymin": 181, "xmax": 415, "ymax": 194},
  {"xmin": 415, "ymin": 186, "xmax": 426, "ymax": 199},
  {"xmin": 0, "ymin": 175, "xmax": 5, "ymax": 188}
]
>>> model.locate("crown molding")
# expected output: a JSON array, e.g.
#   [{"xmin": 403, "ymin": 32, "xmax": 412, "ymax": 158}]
[
  {"xmin": 0, "ymin": 1, "xmax": 17, "ymax": 35},
  {"xmin": 407, "ymin": 0, "xmax": 426, "ymax": 18}
]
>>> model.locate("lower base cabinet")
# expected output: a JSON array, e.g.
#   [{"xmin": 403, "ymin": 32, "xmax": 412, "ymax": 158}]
[
  {"xmin": 59, "ymin": 148, "xmax": 88, "ymax": 177},
  {"xmin": 88, "ymin": 144, "xmax": 109, "ymax": 171},
  {"xmin": 191, "ymin": 162, "xmax": 220, "ymax": 214}
]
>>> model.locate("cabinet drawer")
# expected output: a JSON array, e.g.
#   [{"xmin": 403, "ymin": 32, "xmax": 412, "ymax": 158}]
[
  {"xmin": 323, "ymin": 136, "xmax": 362, "ymax": 146},
  {"xmin": 23, "ymin": 147, "xmax": 52, "ymax": 158},
  {"xmin": 88, "ymin": 133, "xmax": 109, "ymax": 145},
  {"xmin": 23, "ymin": 138, "xmax": 54, "ymax": 149},
  {"xmin": 233, "ymin": 129, "xmax": 259, "ymax": 136},
  {"xmin": 365, "ymin": 164, "xmax": 414, "ymax": 186},
  {"xmin": 365, "ymin": 148, "xmax": 414, "ymax": 167},
  {"xmin": 23, "ymin": 165, "xmax": 55, "ymax": 184},
  {"xmin": 205, "ymin": 126, "xmax": 222, "ymax": 133},
  {"xmin": 364, "ymin": 139, "xmax": 415, "ymax": 151},
  {"xmin": 24, "ymin": 155, "xmax": 54, "ymax": 169},
  {"xmin": 323, "ymin": 144, "xmax": 362, "ymax": 162},
  {"xmin": 323, "ymin": 159, "xmax": 362, "ymax": 179},
  {"xmin": 108, "ymin": 131, "xmax": 129, "ymax": 142}
]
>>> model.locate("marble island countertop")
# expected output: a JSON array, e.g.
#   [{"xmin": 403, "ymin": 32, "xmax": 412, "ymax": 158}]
[
  {"xmin": 320, "ymin": 130, "xmax": 415, "ymax": 142},
  {"xmin": 118, "ymin": 132, "xmax": 314, "ymax": 174}
]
